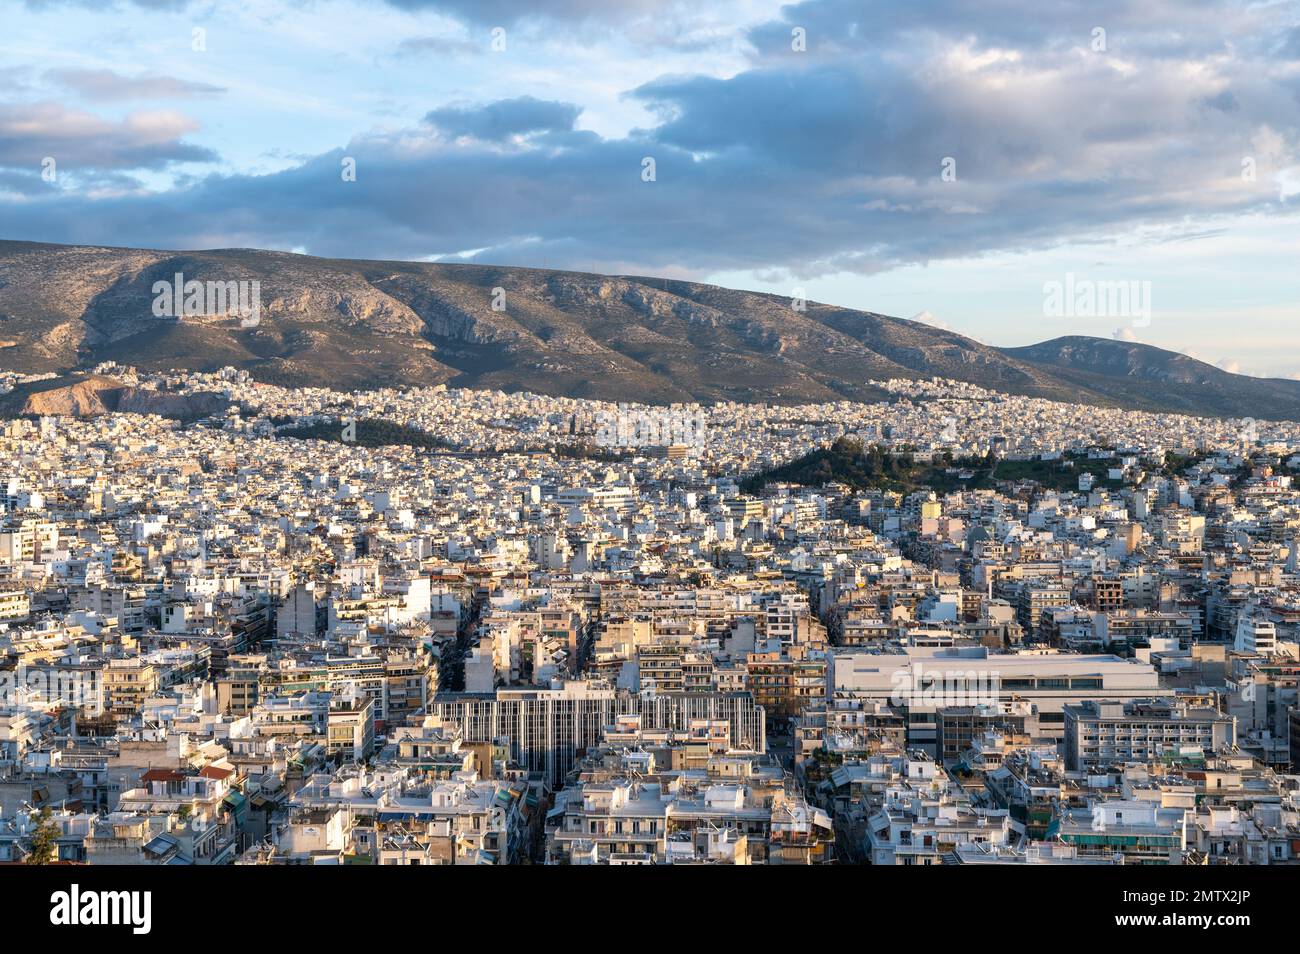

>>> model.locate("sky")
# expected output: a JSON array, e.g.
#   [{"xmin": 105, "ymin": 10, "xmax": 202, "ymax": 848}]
[{"xmin": 2, "ymin": 0, "xmax": 1299, "ymax": 376}]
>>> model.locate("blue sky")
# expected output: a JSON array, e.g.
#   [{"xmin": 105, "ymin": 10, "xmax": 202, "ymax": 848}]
[{"xmin": 3, "ymin": 0, "xmax": 1300, "ymax": 376}]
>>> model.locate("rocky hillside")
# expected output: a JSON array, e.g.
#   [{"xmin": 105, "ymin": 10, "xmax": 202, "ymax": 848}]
[
  {"xmin": 1, "ymin": 240, "xmax": 1296, "ymax": 418},
  {"xmin": 1002, "ymin": 337, "xmax": 1300, "ymax": 419},
  {"xmin": 1, "ymin": 374, "xmax": 229, "ymax": 419}
]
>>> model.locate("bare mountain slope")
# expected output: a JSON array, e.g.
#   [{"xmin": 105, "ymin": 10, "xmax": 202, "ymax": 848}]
[
  {"xmin": 1, "ymin": 240, "xmax": 1295, "ymax": 419},
  {"xmin": 1003, "ymin": 337, "xmax": 1300, "ymax": 420}
]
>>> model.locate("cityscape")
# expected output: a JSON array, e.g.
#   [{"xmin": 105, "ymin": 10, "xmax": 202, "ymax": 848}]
[
  {"xmin": 0, "ymin": 0, "xmax": 1296, "ymax": 932},
  {"xmin": 1, "ymin": 361, "xmax": 1297, "ymax": 867}
]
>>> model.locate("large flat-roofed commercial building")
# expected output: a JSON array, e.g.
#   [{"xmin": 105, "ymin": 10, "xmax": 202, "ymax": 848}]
[
  {"xmin": 831, "ymin": 646, "xmax": 1161, "ymax": 753},
  {"xmin": 555, "ymin": 485, "xmax": 637, "ymax": 514},
  {"xmin": 432, "ymin": 680, "xmax": 766, "ymax": 784}
]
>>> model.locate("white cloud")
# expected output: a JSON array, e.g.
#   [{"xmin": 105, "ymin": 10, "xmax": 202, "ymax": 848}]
[{"xmin": 910, "ymin": 310, "xmax": 951, "ymax": 330}]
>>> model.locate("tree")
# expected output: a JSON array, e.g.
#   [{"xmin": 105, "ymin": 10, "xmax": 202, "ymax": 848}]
[{"xmin": 26, "ymin": 807, "xmax": 59, "ymax": 865}]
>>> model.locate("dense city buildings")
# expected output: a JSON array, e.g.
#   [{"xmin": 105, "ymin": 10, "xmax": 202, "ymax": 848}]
[{"xmin": 2, "ymin": 365, "xmax": 1298, "ymax": 865}]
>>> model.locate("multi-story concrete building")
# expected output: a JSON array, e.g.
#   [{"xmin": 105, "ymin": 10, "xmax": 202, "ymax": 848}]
[{"xmin": 1062, "ymin": 699, "xmax": 1237, "ymax": 771}]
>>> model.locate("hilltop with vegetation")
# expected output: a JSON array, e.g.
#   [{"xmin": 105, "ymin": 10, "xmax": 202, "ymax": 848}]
[{"xmin": 741, "ymin": 438, "xmax": 1164, "ymax": 494}]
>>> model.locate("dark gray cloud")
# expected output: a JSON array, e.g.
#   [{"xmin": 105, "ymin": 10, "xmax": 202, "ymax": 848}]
[
  {"xmin": 1280, "ymin": 26, "xmax": 1300, "ymax": 59},
  {"xmin": 424, "ymin": 97, "xmax": 581, "ymax": 140},
  {"xmin": 0, "ymin": 169, "xmax": 55, "ymax": 196},
  {"xmin": 4, "ymin": 0, "xmax": 1299, "ymax": 279}
]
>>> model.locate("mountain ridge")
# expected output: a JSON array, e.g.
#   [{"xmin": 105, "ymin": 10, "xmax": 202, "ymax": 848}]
[{"xmin": 0, "ymin": 239, "xmax": 1294, "ymax": 420}]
